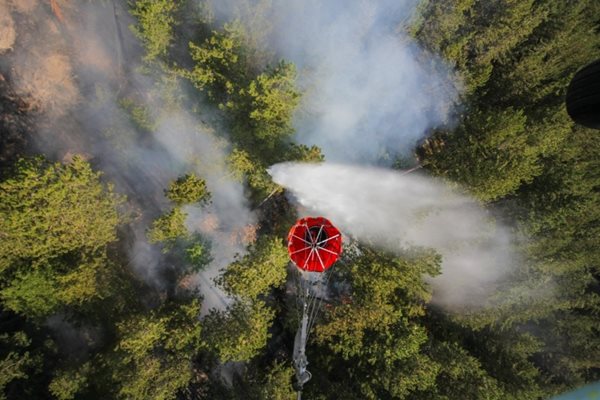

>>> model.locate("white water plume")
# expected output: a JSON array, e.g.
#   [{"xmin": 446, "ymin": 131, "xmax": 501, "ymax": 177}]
[{"xmin": 269, "ymin": 162, "xmax": 519, "ymax": 309}]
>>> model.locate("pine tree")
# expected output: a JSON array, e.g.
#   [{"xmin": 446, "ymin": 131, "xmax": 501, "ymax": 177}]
[
  {"xmin": 111, "ymin": 299, "xmax": 203, "ymax": 400},
  {"xmin": 0, "ymin": 157, "xmax": 123, "ymax": 318},
  {"xmin": 130, "ymin": 0, "xmax": 181, "ymax": 62}
]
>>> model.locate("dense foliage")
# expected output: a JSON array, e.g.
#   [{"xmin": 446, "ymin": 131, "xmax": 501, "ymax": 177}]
[
  {"xmin": 415, "ymin": 0, "xmax": 600, "ymax": 393},
  {"xmin": 0, "ymin": 0, "xmax": 598, "ymax": 399}
]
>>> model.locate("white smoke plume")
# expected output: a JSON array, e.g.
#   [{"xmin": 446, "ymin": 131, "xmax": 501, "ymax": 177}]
[
  {"xmin": 202, "ymin": 0, "xmax": 459, "ymax": 163},
  {"xmin": 269, "ymin": 163, "xmax": 518, "ymax": 309},
  {"xmin": 0, "ymin": 0, "xmax": 254, "ymax": 311}
]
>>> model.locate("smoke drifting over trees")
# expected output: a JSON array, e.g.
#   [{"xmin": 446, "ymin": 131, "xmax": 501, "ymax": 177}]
[
  {"xmin": 0, "ymin": 0, "xmax": 255, "ymax": 296},
  {"xmin": 203, "ymin": 0, "xmax": 459, "ymax": 163}
]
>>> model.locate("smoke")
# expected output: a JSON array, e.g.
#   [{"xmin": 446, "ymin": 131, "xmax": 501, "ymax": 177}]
[
  {"xmin": 269, "ymin": 163, "xmax": 518, "ymax": 309},
  {"xmin": 202, "ymin": 0, "xmax": 459, "ymax": 163},
  {"xmin": 0, "ymin": 0, "xmax": 254, "ymax": 311},
  {"xmin": 0, "ymin": 1, "xmax": 16, "ymax": 53}
]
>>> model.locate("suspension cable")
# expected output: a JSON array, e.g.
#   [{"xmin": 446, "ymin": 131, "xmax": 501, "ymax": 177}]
[{"xmin": 307, "ymin": 266, "xmax": 334, "ymax": 340}]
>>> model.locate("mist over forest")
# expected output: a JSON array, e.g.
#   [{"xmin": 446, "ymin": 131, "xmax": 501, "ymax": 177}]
[{"xmin": 0, "ymin": 1, "xmax": 598, "ymax": 399}]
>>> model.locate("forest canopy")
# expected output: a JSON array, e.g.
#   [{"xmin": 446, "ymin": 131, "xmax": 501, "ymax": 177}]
[{"xmin": 0, "ymin": 0, "xmax": 598, "ymax": 399}]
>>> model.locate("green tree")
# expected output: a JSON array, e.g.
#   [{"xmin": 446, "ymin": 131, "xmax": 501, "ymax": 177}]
[
  {"xmin": 1, "ymin": 269, "xmax": 60, "ymax": 318},
  {"xmin": 415, "ymin": 0, "xmax": 547, "ymax": 93},
  {"xmin": 0, "ymin": 157, "xmax": 122, "ymax": 272},
  {"xmin": 119, "ymin": 98, "xmax": 156, "ymax": 133},
  {"xmin": 185, "ymin": 22, "xmax": 249, "ymax": 102},
  {"xmin": 227, "ymin": 148, "xmax": 279, "ymax": 200},
  {"xmin": 285, "ymin": 144, "xmax": 324, "ymax": 163},
  {"xmin": 0, "ymin": 332, "xmax": 40, "ymax": 400},
  {"xmin": 165, "ymin": 173, "xmax": 211, "ymax": 206},
  {"xmin": 130, "ymin": 0, "xmax": 181, "ymax": 62},
  {"xmin": 415, "ymin": 1, "xmax": 600, "ymax": 394},
  {"xmin": 310, "ymin": 247, "xmax": 442, "ymax": 399},
  {"xmin": 0, "ymin": 157, "xmax": 123, "ymax": 319},
  {"xmin": 421, "ymin": 108, "xmax": 542, "ymax": 201},
  {"xmin": 424, "ymin": 341, "xmax": 505, "ymax": 400},
  {"xmin": 306, "ymin": 245, "xmax": 547, "ymax": 399},
  {"xmin": 183, "ymin": 20, "xmax": 316, "ymax": 205},
  {"xmin": 48, "ymin": 363, "xmax": 91, "ymax": 400},
  {"xmin": 476, "ymin": 123, "xmax": 600, "ymax": 390},
  {"xmin": 237, "ymin": 362, "xmax": 296, "ymax": 400},
  {"xmin": 202, "ymin": 300, "xmax": 274, "ymax": 362},
  {"xmin": 182, "ymin": 233, "xmax": 213, "ymax": 273},
  {"xmin": 219, "ymin": 236, "xmax": 288, "ymax": 299},
  {"xmin": 147, "ymin": 207, "xmax": 188, "ymax": 251},
  {"xmin": 484, "ymin": 0, "xmax": 600, "ymax": 110},
  {"xmin": 232, "ymin": 61, "xmax": 300, "ymax": 150},
  {"xmin": 112, "ymin": 299, "xmax": 203, "ymax": 400}
]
